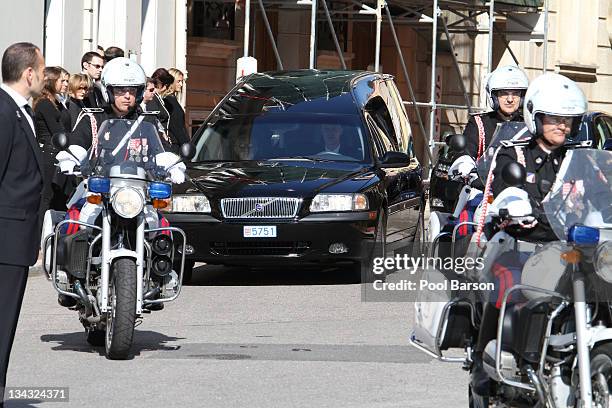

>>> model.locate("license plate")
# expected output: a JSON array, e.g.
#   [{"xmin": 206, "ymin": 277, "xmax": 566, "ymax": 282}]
[{"xmin": 243, "ymin": 226, "xmax": 277, "ymax": 238}]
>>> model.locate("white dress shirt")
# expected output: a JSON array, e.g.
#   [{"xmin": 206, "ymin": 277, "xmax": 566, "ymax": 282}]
[{"xmin": 1, "ymin": 83, "xmax": 35, "ymax": 134}]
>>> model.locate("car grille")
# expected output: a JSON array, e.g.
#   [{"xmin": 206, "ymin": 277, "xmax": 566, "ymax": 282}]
[
  {"xmin": 210, "ymin": 241, "xmax": 311, "ymax": 256},
  {"xmin": 220, "ymin": 197, "xmax": 301, "ymax": 219}
]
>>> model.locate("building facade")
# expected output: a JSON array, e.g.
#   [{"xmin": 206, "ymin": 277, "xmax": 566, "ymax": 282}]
[{"xmin": 1, "ymin": 0, "xmax": 610, "ymax": 164}]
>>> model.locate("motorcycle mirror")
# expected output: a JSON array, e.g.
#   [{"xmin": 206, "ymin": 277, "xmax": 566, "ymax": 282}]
[
  {"xmin": 447, "ymin": 134, "xmax": 466, "ymax": 152},
  {"xmin": 501, "ymin": 161, "xmax": 526, "ymax": 188},
  {"xmin": 52, "ymin": 132, "xmax": 69, "ymax": 150},
  {"xmin": 180, "ymin": 143, "xmax": 196, "ymax": 160}
]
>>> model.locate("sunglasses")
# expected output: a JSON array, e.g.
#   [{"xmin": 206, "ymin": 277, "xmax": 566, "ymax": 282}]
[
  {"xmin": 544, "ymin": 115, "xmax": 574, "ymax": 126},
  {"xmin": 147, "ymin": 87, "xmax": 155, "ymax": 92},
  {"xmin": 78, "ymin": 86, "xmax": 89, "ymax": 91},
  {"xmin": 113, "ymin": 87, "xmax": 138, "ymax": 96},
  {"xmin": 89, "ymin": 63, "xmax": 104, "ymax": 69}
]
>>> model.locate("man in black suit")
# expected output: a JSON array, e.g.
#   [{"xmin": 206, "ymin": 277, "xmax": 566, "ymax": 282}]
[{"xmin": 0, "ymin": 42, "xmax": 45, "ymax": 407}]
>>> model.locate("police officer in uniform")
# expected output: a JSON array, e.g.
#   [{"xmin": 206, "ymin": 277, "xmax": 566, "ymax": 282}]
[
  {"xmin": 70, "ymin": 57, "xmax": 167, "ymax": 150},
  {"xmin": 464, "ymin": 65, "xmax": 529, "ymax": 160},
  {"xmin": 470, "ymin": 72, "xmax": 588, "ymax": 397}
]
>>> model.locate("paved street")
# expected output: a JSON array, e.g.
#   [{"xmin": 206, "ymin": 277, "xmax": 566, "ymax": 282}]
[{"xmin": 7, "ymin": 264, "xmax": 468, "ymax": 408}]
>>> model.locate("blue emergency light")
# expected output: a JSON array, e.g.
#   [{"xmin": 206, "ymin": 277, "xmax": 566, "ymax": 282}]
[
  {"xmin": 149, "ymin": 182, "xmax": 172, "ymax": 199},
  {"xmin": 88, "ymin": 177, "xmax": 111, "ymax": 194},
  {"xmin": 567, "ymin": 225, "xmax": 600, "ymax": 245}
]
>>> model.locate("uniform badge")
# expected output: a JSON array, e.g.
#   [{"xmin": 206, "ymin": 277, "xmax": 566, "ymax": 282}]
[
  {"xmin": 526, "ymin": 172, "xmax": 536, "ymax": 183},
  {"xmin": 535, "ymin": 157, "xmax": 543, "ymax": 165}
]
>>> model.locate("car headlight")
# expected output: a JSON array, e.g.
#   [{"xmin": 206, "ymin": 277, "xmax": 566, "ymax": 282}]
[
  {"xmin": 112, "ymin": 187, "xmax": 145, "ymax": 219},
  {"xmin": 595, "ymin": 241, "xmax": 612, "ymax": 284},
  {"xmin": 164, "ymin": 195, "xmax": 211, "ymax": 213},
  {"xmin": 309, "ymin": 193, "xmax": 368, "ymax": 212}
]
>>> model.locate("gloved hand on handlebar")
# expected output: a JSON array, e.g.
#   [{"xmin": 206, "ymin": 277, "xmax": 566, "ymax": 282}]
[
  {"xmin": 55, "ymin": 145, "xmax": 87, "ymax": 175},
  {"xmin": 154, "ymin": 152, "xmax": 187, "ymax": 184}
]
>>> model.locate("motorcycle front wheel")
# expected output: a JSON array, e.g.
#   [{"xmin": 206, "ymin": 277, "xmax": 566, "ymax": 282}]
[
  {"xmin": 105, "ymin": 258, "xmax": 137, "ymax": 360},
  {"xmin": 591, "ymin": 342, "xmax": 612, "ymax": 408}
]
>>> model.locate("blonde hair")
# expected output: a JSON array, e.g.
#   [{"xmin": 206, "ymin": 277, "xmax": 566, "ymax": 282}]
[
  {"xmin": 165, "ymin": 68, "xmax": 184, "ymax": 98},
  {"xmin": 68, "ymin": 73, "xmax": 91, "ymax": 98}
]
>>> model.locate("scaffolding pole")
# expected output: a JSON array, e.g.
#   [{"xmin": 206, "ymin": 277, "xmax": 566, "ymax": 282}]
[
  {"xmin": 488, "ymin": 0, "xmax": 495, "ymax": 74},
  {"xmin": 258, "ymin": 0, "xmax": 283, "ymax": 70},
  {"xmin": 542, "ymin": 0, "xmax": 549, "ymax": 73},
  {"xmin": 321, "ymin": 0, "xmax": 347, "ymax": 69},
  {"xmin": 244, "ymin": 0, "xmax": 251, "ymax": 57},
  {"xmin": 374, "ymin": 0, "xmax": 383, "ymax": 72},
  {"xmin": 427, "ymin": 0, "xmax": 440, "ymax": 174},
  {"xmin": 310, "ymin": 0, "xmax": 318, "ymax": 69}
]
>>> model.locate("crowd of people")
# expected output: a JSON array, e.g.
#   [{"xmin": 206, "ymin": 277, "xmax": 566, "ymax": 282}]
[{"xmin": 32, "ymin": 46, "xmax": 189, "ymax": 218}]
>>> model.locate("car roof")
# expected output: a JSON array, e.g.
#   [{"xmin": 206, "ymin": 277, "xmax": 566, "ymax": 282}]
[{"xmin": 214, "ymin": 69, "xmax": 382, "ymax": 117}]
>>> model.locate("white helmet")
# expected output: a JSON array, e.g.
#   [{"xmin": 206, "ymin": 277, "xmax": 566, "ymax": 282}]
[
  {"xmin": 523, "ymin": 73, "xmax": 587, "ymax": 136},
  {"xmin": 485, "ymin": 65, "xmax": 529, "ymax": 111},
  {"xmin": 101, "ymin": 57, "xmax": 146, "ymax": 104}
]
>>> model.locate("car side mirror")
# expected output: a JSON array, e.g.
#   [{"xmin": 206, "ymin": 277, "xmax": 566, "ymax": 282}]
[
  {"xmin": 604, "ymin": 139, "xmax": 612, "ymax": 151},
  {"xmin": 446, "ymin": 134, "xmax": 466, "ymax": 153},
  {"xmin": 501, "ymin": 161, "xmax": 526, "ymax": 188},
  {"xmin": 52, "ymin": 132, "xmax": 69, "ymax": 150},
  {"xmin": 380, "ymin": 151, "xmax": 410, "ymax": 168},
  {"xmin": 180, "ymin": 143, "xmax": 196, "ymax": 160}
]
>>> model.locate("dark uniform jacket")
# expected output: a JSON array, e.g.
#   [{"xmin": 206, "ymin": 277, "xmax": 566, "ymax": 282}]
[
  {"xmin": 0, "ymin": 87, "xmax": 43, "ymax": 266},
  {"xmin": 464, "ymin": 110, "xmax": 523, "ymax": 159},
  {"xmin": 492, "ymin": 138, "xmax": 565, "ymax": 242},
  {"xmin": 69, "ymin": 105, "xmax": 166, "ymax": 150}
]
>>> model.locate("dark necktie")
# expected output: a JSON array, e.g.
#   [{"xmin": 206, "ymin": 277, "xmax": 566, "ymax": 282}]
[{"xmin": 23, "ymin": 104, "xmax": 34, "ymax": 120}]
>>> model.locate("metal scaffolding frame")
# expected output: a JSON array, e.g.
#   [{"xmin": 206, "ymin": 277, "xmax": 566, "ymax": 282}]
[{"xmin": 240, "ymin": 0, "xmax": 549, "ymax": 180}]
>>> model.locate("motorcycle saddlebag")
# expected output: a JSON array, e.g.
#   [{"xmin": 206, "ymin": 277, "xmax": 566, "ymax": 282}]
[{"xmin": 413, "ymin": 268, "xmax": 474, "ymax": 353}]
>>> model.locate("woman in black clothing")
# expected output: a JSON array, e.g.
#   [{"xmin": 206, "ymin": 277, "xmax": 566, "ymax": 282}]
[
  {"xmin": 147, "ymin": 68, "xmax": 173, "ymax": 134},
  {"xmin": 33, "ymin": 66, "xmax": 69, "ymax": 218},
  {"xmin": 61, "ymin": 73, "xmax": 90, "ymax": 131},
  {"xmin": 163, "ymin": 68, "xmax": 190, "ymax": 151}
]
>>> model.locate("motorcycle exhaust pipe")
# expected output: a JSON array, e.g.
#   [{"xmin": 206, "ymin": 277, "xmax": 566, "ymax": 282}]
[
  {"xmin": 73, "ymin": 280, "xmax": 92, "ymax": 317},
  {"xmin": 151, "ymin": 255, "xmax": 173, "ymax": 277}
]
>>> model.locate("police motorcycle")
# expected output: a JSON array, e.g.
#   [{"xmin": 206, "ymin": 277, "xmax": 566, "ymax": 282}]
[
  {"xmin": 413, "ymin": 144, "xmax": 612, "ymax": 407},
  {"xmin": 40, "ymin": 118, "xmax": 195, "ymax": 360},
  {"xmin": 426, "ymin": 122, "xmax": 529, "ymax": 261}
]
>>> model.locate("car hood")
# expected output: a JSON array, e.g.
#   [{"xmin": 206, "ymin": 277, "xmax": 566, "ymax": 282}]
[{"xmin": 177, "ymin": 160, "xmax": 378, "ymax": 199}]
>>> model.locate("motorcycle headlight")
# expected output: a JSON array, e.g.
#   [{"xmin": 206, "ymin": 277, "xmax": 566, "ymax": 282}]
[
  {"xmin": 111, "ymin": 187, "xmax": 144, "ymax": 219},
  {"xmin": 309, "ymin": 193, "xmax": 368, "ymax": 212},
  {"xmin": 164, "ymin": 195, "xmax": 211, "ymax": 213},
  {"xmin": 595, "ymin": 241, "xmax": 612, "ymax": 284}
]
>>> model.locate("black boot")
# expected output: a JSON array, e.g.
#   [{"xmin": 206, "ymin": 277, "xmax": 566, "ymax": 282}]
[{"xmin": 470, "ymin": 351, "xmax": 490, "ymax": 397}]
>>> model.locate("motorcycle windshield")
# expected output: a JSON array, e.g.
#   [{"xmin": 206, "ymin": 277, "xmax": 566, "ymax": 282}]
[
  {"xmin": 82, "ymin": 119, "xmax": 166, "ymax": 179},
  {"xmin": 543, "ymin": 148, "xmax": 612, "ymax": 241},
  {"xmin": 475, "ymin": 121, "xmax": 529, "ymax": 183}
]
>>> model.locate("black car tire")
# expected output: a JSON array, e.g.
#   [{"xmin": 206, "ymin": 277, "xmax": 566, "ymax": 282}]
[{"xmin": 357, "ymin": 212, "xmax": 387, "ymax": 283}]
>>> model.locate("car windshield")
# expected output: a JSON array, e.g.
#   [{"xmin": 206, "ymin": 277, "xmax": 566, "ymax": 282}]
[
  {"xmin": 192, "ymin": 113, "xmax": 370, "ymax": 163},
  {"xmin": 81, "ymin": 118, "xmax": 166, "ymax": 179},
  {"xmin": 543, "ymin": 149, "xmax": 612, "ymax": 240}
]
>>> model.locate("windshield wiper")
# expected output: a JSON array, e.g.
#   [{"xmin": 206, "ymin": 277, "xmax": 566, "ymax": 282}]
[{"xmin": 268, "ymin": 156, "xmax": 333, "ymax": 162}]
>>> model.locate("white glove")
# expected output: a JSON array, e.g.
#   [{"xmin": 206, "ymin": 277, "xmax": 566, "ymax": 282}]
[
  {"xmin": 55, "ymin": 145, "xmax": 87, "ymax": 174},
  {"xmin": 169, "ymin": 167, "xmax": 186, "ymax": 184},
  {"xmin": 155, "ymin": 152, "xmax": 187, "ymax": 184}
]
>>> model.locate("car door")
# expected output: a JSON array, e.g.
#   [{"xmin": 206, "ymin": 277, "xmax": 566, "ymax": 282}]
[{"xmin": 364, "ymin": 81, "xmax": 423, "ymax": 249}]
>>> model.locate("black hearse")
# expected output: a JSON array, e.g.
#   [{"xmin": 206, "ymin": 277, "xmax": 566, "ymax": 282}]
[{"xmin": 164, "ymin": 70, "xmax": 425, "ymax": 283}]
